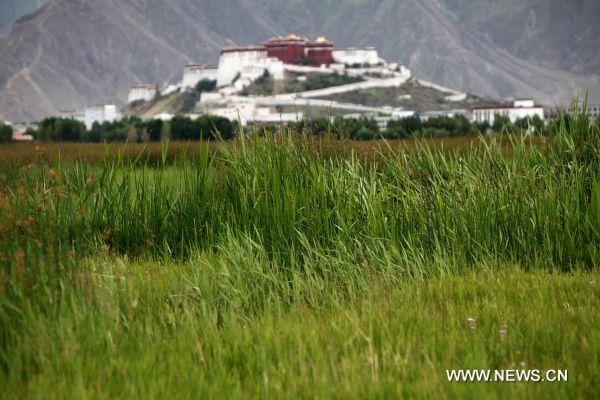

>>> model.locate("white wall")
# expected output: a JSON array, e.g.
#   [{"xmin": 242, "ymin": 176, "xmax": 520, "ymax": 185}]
[
  {"xmin": 63, "ymin": 105, "xmax": 122, "ymax": 130},
  {"xmin": 508, "ymin": 107, "xmax": 544, "ymax": 123},
  {"xmin": 128, "ymin": 86, "xmax": 157, "ymax": 103},
  {"xmin": 217, "ymin": 49, "xmax": 268, "ymax": 87},
  {"xmin": 472, "ymin": 107, "xmax": 544, "ymax": 125},
  {"xmin": 182, "ymin": 66, "xmax": 218, "ymax": 89},
  {"xmin": 514, "ymin": 99, "xmax": 535, "ymax": 108},
  {"xmin": 332, "ymin": 48, "xmax": 382, "ymax": 66}
]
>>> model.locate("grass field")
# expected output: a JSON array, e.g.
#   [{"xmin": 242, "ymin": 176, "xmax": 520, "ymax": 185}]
[
  {"xmin": 1, "ymin": 115, "xmax": 599, "ymax": 398},
  {"xmin": 0, "ymin": 134, "xmax": 543, "ymax": 165}
]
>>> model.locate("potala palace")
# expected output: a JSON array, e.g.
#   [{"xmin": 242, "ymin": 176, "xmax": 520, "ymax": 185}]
[
  {"xmin": 126, "ymin": 34, "xmax": 416, "ymax": 125},
  {"xmin": 60, "ymin": 34, "xmax": 559, "ymax": 129}
]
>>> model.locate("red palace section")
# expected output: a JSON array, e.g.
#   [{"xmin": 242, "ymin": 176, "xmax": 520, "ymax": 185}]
[{"xmin": 264, "ymin": 35, "xmax": 334, "ymax": 66}]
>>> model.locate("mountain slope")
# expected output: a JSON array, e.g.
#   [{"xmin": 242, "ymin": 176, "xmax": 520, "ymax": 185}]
[
  {"xmin": 0, "ymin": 0, "xmax": 47, "ymax": 37},
  {"xmin": 443, "ymin": 0, "xmax": 600, "ymax": 77},
  {"xmin": 0, "ymin": 0, "xmax": 598, "ymax": 122}
]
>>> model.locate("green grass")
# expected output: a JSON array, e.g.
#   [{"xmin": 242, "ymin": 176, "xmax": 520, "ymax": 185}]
[
  {"xmin": 241, "ymin": 71, "xmax": 364, "ymax": 96},
  {"xmin": 2, "ymin": 259, "xmax": 598, "ymax": 399},
  {"xmin": 1, "ymin": 111, "xmax": 599, "ymax": 398}
]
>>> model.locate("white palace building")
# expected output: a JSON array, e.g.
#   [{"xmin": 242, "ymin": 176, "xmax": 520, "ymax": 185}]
[
  {"xmin": 127, "ymin": 34, "xmax": 390, "ymax": 103},
  {"xmin": 182, "ymin": 64, "xmax": 218, "ymax": 90},
  {"xmin": 472, "ymin": 99, "xmax": 544, "ymax": 125},
  {"xmin": 61, "ymin": 105, "xmax": 122, "ymax": 130},
  {"xmin": 127, "ymin": 84, "xmax": 158, "ymax": 103}
]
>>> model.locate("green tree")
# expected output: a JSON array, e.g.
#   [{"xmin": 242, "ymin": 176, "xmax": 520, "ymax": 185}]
[
  {"xmin": 401, "ymin": 116, "xmax": 422, "ymax": 135},
  {"xmin": 181, "ymin": 80, "xmax": 218, "ymax": 113},
  {"xmin": 57, "ymin": 119, "xmax": 86, "ymax": 142},
  {"xmin": 86, "ymin": 121, "xmax": 104, "ymax": 142},
  {"xmin": 36, "ymin": 117, "xmax": 58, "ymax": 141},
  {"xmin": 170, "ymin": 115, "xmax": 195, "ymax": 140},
  {"xmin": 492, "ymin": 115, "xmax": 512, "ymax": 133},
  {"xmin": 195, "ymin": 115, "xmax": 234, "ymax": 140},
  {"xmin": 37, "ymin": 118, "xmax": 86, "ymax": 142},
  {"xmin": 0, "ymin": 122, "xmax": 13, "ymax": 143},
  {"xmin": 195, "ymin": 79, "xmax": 217, "ymax": 93},
  {"xmin": 146, "ymin": 119, "xmax": 164, "ymax": 142}
]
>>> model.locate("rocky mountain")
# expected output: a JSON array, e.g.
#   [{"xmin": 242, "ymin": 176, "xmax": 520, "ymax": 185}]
[
  {"xmin": 0, "ymin": 0, "xmax": 598, "ymax": 122},
  {"xmin": 443, "ymin": 0, "xmax": 600, "ymax": 77}
]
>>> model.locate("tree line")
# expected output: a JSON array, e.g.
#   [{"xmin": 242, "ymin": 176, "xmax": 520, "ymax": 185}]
[
  {"xmin": 6, "ymin": 113, "xmax": 588, "ymax": 144},
  {"xmin": 283, "ymin": 114, "xmax": 551, "ymax": 140},
  {"xmin": 25, "ymin": 115, "xmax": 236, "ymax": 143}
]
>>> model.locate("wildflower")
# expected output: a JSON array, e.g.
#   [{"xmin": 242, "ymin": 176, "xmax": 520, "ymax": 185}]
[
  {"xmin": 499, "ymin": 325, "xmax": 508, "ymax": 336},
  {"xmin": 467, "ymin": 317, "xmax": 476, "ymax": 329}
]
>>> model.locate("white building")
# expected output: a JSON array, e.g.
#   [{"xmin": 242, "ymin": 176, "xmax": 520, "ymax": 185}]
[
  {"xmin": 392, "ymin": 110, "xmax": 419, "ymax": 119},
  {"xmin": 162, "ymin": 83, "xmax": 182, "ymax": 96},
  {"xmin": 374, "ymin": 111, "xmax": 419, "ymax": 131},
  {"xmin": 216, "ymin": 47, "xmax": 285, "ymax": 89},
  {"xmin": 574, "ymin": 103, "xmax": 599, "ymax": 121},
  {"xmin": 128, "ymin": 84, "xmax": 158, "ymax": 103},
  {"xmin": 332, "ymin": 47, "xmax": 383, "ymax": 66},
  {"xmin": 209, "ymin": 103, "xmax": 302, "ymax": 126},
  {"xmin": 472, "ymin": 99, "xmax": 544, "ymax": 125},
  {"xmin": 420, "ymin": 109, "xmax": 470, "ymax": 121},
  {"xmin": 216, "ymin": 47, "xmax": 269, "ymax": 87},
  {"xmin": 182, "ymin": 64, "xmax": 218, "ymax": 90},
  {"xmin": 62, "ymin": 105, "xmax": 121, "ymax": 130}
]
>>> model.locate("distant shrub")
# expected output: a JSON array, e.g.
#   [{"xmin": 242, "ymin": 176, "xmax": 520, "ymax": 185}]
[
  {"xmin": 170, "ymin": 114, "xmax": 234, "ymax": 141},
  {"xmin": 356, "ymin": 126, "xmax": 376, "ymax": 141}
]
